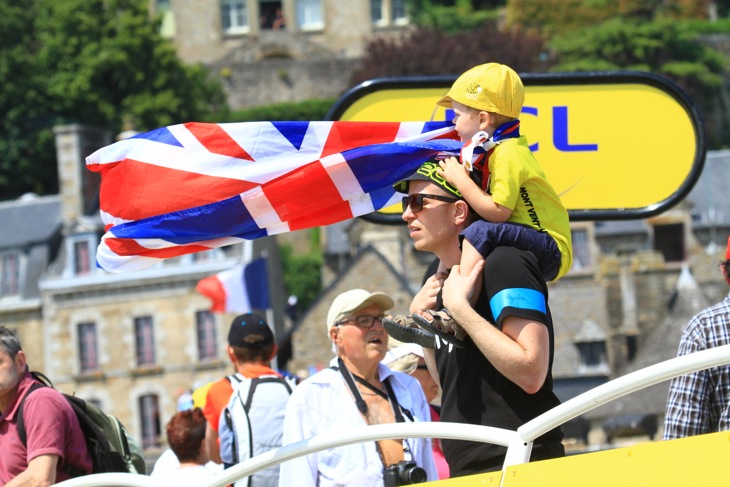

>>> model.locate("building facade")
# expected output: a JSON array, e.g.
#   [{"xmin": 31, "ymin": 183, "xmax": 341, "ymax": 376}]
[{"xmin": 153, "ymin": 0, "xmax": 411, "ymax": 109}]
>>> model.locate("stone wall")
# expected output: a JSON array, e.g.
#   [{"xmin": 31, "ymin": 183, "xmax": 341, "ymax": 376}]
[{"xmin": 212, "ymin": 56, "xmax": 361, "ymax": 110}]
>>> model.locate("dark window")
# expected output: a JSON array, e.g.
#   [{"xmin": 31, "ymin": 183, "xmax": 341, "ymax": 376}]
[
  {"xmin": 139, "ymin": 394, "xmax": 161, "ymax": 449},
  {"xmin": 259, "ymin": 0, "xmax": 284, "ymax": 29},
  {"xmin": 0, "ymin": 253, "xmax": 20, "ymax": 296},
  {"xmin": 653, "ymin": 223, "xmax": 684, "ymax": 262},
  {"xmin": 78, "ymin": 322, "xmax": 99, "ymax": 372},
  {"xmin": 196, "ymin": 311, "xmax": 218, "ymax": 360},
  {"xmin": 135, "ymin": 316, "xmax": 156, "ymax": 367},
  {"xmin": 74, "ymin": 240, "xmax": 91, "ymax": 276},
  {"xmin": 576, "ymin": 341, "xmax": 607, "ymax": 368}
]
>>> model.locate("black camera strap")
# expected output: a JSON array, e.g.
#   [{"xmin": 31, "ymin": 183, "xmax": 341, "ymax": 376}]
[{"xmin": 333, "ymin": 358, "xmax": 413, "ymax": 422}]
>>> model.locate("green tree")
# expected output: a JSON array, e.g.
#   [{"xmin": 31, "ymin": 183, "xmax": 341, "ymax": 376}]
[
  {"xmin": 279, "ymin": 231, "xmax": 322, "ymax": 316},
  {"xmin": 352, "ymin": 20, "xmax": 546, "ymax": 85},
  {"xmin": 0, "ymin": 0, "xmax": 226, "ymax": 200},
  {"xmin": 408, "ymin": 0, "xmax": 503, "ymax": 33},
  {"xmin": 549, "ymin": 18, "xmax": 728, "ymax": 146}
]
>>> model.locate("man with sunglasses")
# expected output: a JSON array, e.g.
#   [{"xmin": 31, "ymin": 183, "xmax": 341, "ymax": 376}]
[
  {"xmin": 664, "ymin": 236, "xmax": 730, "ymax": 440},
  {"xmin": 280, "ymin": 289, "xmax": 437, "ymax": 486},
  {"xmin": 386, "ymin": 160, "xmax": 564, "ymax": 476}
]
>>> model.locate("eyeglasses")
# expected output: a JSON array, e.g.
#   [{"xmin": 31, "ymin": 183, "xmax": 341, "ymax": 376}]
[
  {"xmin": 337, "ymin": 314, "xmax": 385, "ymax": 329},
  {"xmin": 402, "ymin": 193, "xmax": 460, "ymax": 213}
]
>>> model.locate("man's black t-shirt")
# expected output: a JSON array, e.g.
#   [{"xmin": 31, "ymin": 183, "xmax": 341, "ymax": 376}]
[{"xmin": 434, "ymin": 246, "xmax": 564, "ymax": 476}]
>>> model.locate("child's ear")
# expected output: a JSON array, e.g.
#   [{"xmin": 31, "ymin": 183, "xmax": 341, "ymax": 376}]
[{"xmin": 478, "ymin": 111, "xmax": 491, "ymax": 130}]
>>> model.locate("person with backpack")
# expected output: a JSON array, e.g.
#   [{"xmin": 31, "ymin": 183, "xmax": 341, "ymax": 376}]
[
  {"xmin": 0, "ymin": 326, "xmax": 92, "ymax": 486},
  {"xmin": 202, "ymin": 313, "xmax": 295, "ymax": 486}
]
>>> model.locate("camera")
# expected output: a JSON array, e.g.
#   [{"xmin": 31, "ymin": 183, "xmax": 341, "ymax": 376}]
[{"xmin": 383, "ymin": 461, "xmax": 427, "ymax": 486}]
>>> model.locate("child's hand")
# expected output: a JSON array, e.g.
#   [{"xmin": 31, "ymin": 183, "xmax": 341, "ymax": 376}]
[{"xmin": 438, "ymin": 157, "xmax": 471, "ymax": 190}]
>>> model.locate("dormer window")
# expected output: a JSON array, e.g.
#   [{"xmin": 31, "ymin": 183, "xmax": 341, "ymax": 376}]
[
  {"xmin": 66, "ymin": 234, "xmax": 98, "ymax": 277},
  {"xmin": 573, "ymin": 320, "xmax": 609, "ymax": 375},
  {"xmin": 0, "ymin": 252, "xmax": 20, "ymax": 297}
]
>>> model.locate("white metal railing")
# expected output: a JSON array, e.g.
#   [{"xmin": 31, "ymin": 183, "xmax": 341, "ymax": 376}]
[{"xmin": 55, "ymin": 344, "xmax": 730, "ymax": 487}]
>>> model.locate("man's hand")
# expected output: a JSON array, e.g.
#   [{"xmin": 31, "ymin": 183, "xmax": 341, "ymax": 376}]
[
  {"xmin": 409, "ymin": 272, "xmax": 448, "ymax": 314},
  {"xmin": 442, "ymin": 261, "xmax": 485, "ymax": 314}
]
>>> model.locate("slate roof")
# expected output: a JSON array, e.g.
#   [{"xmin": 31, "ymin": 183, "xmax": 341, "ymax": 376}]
[
  {"xmin": 0, "ymin": 194, "xmax": 62, "ymax": 249},
  {"xmin": 585, "ymin": 265, "xmax": 710, "ymax": 420},
  {"xmin": 686, "ymin": 150, "xmax": 730, "ymax": 228}
]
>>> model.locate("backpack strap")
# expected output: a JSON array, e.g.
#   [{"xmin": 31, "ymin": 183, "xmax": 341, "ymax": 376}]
[
  {"xmin": 16, "ymin": 382, "xmax": 44, "ymax": 447},
  {"xmin": 242, "ymin": 377, "xmax": 293, "ymax": 413},
  {"xmin": 16, "ymin": 379, "xmax": 88, "ymax": 478}
]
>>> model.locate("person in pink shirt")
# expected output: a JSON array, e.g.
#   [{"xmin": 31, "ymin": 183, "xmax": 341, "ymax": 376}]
[{"xmin": 0, "ymin": 326, "xmax": 92, "ymax": 486}]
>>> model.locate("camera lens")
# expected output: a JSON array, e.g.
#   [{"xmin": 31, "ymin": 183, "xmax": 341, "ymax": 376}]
[{"xmin": 402, "ymin": 464, "xmax": 427, "ymax": 484}]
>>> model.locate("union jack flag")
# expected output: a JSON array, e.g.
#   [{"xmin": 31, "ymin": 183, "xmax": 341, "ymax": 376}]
[{"xmin": 86, "ymin": 121, "xmax": 462, "ymax": 273}]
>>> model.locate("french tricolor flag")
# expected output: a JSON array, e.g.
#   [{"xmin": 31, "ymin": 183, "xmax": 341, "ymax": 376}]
[{"xmin": 196, "ymin": 258, "xmax": 270, "ymax": 314}]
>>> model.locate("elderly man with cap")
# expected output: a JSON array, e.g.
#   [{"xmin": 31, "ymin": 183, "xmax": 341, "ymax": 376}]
[
  {"xmin": 202, "ymin": 313, "xmax": 286, "ymax": 467},
  {"xmin": 279, "ymin": 289, "xmax": 437, "ymax": 486},
  {"xmin": 664, "ymin": 236, "xmax": 730, "ymax": 440},
  {"xmin": 384, "ymin": 159, "xmax": 565, "ymax": 476}
]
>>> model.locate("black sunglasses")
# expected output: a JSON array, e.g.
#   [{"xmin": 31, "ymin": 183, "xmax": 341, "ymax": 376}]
[{"xmin": 402, "ymin": 193, "xmax": 460, "ymax": 213}]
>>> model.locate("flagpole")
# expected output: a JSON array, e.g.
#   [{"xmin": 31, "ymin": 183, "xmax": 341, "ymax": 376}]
[{"xmin": 266, "ymin": 307, "xmax": 278, "ymax": 371}]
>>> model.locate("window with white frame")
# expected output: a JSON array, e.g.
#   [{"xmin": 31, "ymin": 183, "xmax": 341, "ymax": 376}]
[
  {"xmin": 0, "ymin": 252, "xmax": 20, "ymax": 297},
  {"xmin": 196, "ymin": 310, "xmax": 218, "ymax": 361},
  {"xmin": 371, "ymin": 0, "xmax": 384, "ymax": 25},
  {"xmin": 371, "ymin": 0, "xmax": 408, "ymax": 26},
  {"xmin": 74, "ymin": 240, "xmax": 92, "ymax": 276},
  {"xmin": 221, "ymin": 0, "xmax": 249, "ymax": 34},
  {"xmin": 571, "ymin": 227, "xmax": 592, "ymax": 271},
  {"xmin": 297, "ymin": 0, "xmax": 323, "ymax": 30},
  {"xmin": 139, "ymin": 394, "xmax": 161, "ymax": 449},
  {"xmin": 155, "ymin": 0, "xmax": 175, "ymax": 38},
  {"xmin": 392, "ymin": 0, "xmax": 407, "ymax": 24},
  {"xmin": 134, "ymin": 316, "xmax": 156, "ymax": 367},
  {"xmin": 78, "ymin": 322, "xmax": 99, "ymax": 373},
  {"xmin": 67, "ymin": 234, "xmax": 97, "ymax": 277}
]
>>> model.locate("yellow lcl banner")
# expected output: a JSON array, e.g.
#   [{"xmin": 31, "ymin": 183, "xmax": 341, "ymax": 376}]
[{"xmin": 327, "ymin": 72, "xmax": 705, "ymax": 222}]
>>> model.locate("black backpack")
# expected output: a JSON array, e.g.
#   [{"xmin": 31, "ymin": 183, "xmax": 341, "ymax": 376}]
[{"xmin": 17, "ymin": 371, "xmax": 146, "ymax": 477}]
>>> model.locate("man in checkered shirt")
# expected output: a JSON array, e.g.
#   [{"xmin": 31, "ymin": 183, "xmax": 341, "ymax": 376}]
[{"xmin": 664, "ymin": 236, "xmax": 730, "ymax": 439}]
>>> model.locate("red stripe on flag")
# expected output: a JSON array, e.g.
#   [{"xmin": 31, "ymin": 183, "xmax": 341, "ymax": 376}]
[
  {"xmin": 287, "ymin": 201, "xmax": 354, "ymax": 231},
  {"xmin": 106, "ymin": 237, "xmax": 212, "ymax": 259},
  {"xmin": 186, "ymin": 122, "xmax": 255, "ymax": 161},
  {"xmin": 263, "ymin": 161, "xmax": 348, "ymax": 221},
  {"xmin": 320, "ymin": 122, "xmax": 402, "ymax": 157},
  {"xmin": 99, "ymin": 159, "xmax": 256, "ymax": 220}
]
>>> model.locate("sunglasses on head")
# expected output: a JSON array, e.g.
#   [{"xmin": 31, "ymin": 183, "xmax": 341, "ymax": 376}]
[{"xmin": 401, "ymin": 193, "xmax": 460, "ymax": 213}]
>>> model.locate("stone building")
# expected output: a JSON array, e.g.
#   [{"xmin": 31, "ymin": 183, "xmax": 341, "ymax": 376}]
[
  {"xmin": 153, "ymin": 0, "xmax": 411, "ymax": 109},
  {"xmin": 0, "ymin": 125, "xmax": 286, "ymax": 468}
]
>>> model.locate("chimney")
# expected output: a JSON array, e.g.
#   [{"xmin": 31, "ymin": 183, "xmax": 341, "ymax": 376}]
[{"xmin": 53, "ymin": 124, "xmax": 111, "ymax": 224}]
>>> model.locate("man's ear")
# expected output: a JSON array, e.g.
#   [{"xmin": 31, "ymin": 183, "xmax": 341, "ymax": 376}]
[
  {"xmin": 722, "ymin": 264, "xmax": 730, "ymax": 286},
  {"xmin": 453, "ymin": 200, "xmax": 471, "ymax": 225},
  {"xmin": 226, "ymin": 345, "xmax": 236, "ymax": 363},
  {"xmin": 14, "ymin": 350, "xmax": 27, "ymax": 373},
  {"xmin": 269, "ymin": 343, "xmax": 279, "ymax": 361},
  {"xmin": 329, "ymin": 326, "xmax": 339, "ymax": 346}
]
